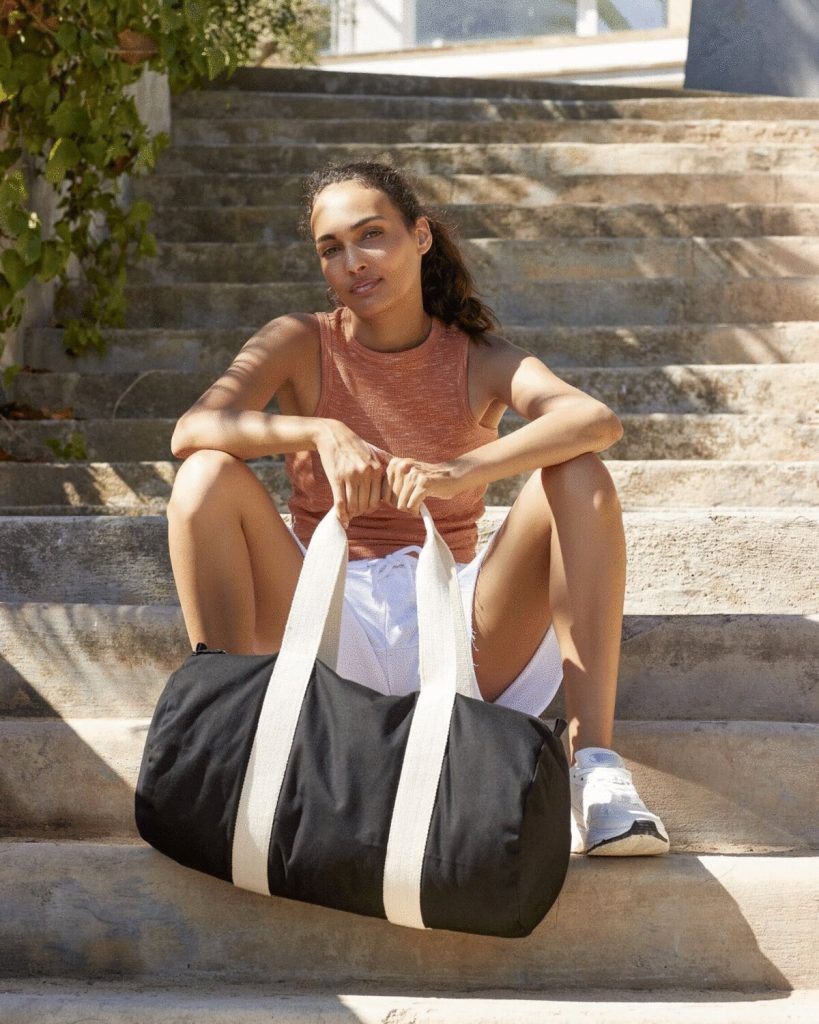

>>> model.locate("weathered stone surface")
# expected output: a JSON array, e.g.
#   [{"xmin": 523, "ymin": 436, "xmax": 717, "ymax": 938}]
[
  {"xmin": 71, "ymin": 277, "xmax": 817, "ymax": 329},
  {"xmin": 32, "ymin": 274, "xmax": 811, "ymax": 331},
  {"xmin": 0, "ymin": 981, "xmax": 816, "ymax": 1024},
  {"xmin": 126, "ymin": 236, "xmax": 819, "ymax": 286},
  {"xmin": 2, "ymin": 414, "xmax": 817, "ymax": 463},
  {"xmin": 171, "ymin": 89, "xmax": 819, "ymax": 122},
  {"xmin": 2, "ymin": 459, "xmax": 816, "ymax": 512},
  {"xmin": 203, "ymin": 64, "xmax": 709, "ymax": 101},
  {"xmin": 0, "ymin": 842, "xmax": 815, "ymax": 989},
  {"xmin": 171, "ymin": 116, "xmax": 819, "ymax": 147},
  {"xmin": 4, "ymin": 365, "xmax": 815, "ymax": 418},
  {"xmin": 133, "ymin": 177, "xmax": 819, "ymax": 215},
  {"xmin": 25, "ymin": 321, "xmax": 819, "ymax": 373},
  {"xmin": 1, "ymin": 603, "xmax": 815, "ymax": 723},
  {"xmin": 0, "ymin": 509, "xmax": 816, "ymax": 611},
  {"xmin": 4, "ymin": 66, "xmax": 818, "ymax": 1007},
  {"xmin": 2, "ymin": 719, "xmax": 814, "ymax": 850},
  {"xmin": 154, "ymin": 141, "xmax": 819, "ymax": 177}
]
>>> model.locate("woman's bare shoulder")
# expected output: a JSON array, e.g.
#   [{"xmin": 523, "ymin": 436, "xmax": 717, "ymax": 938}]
[
  {"xmin": 253, "ymin": 311, "xmax": 321, "ymax": 352},
  {"xmin": 467, "ymin": 327, "xmax": 519, "ymax": 368},
  {"xmin": 249, "ymin": 311, "xmax": 321, "ymax": 380},
  {"xmin": 250, "ymin": 312, "xmax": 323, "ymax": 413}
]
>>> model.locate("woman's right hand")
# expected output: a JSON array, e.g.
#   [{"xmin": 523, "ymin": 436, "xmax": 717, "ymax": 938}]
[{"xmin": 314, "ymin": 420, "xmax": 391, "ymax": 529}]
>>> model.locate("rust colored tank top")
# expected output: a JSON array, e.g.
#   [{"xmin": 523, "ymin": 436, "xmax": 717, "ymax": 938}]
[{"xmin": 284, "ymin": 304, "xmax": 498, "ymax": 563}]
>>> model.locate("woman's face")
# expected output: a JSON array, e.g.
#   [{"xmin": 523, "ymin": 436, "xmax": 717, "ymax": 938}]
[{"xmin": 309, "ymin": 180, "xmax": 431, "ymax": 314}]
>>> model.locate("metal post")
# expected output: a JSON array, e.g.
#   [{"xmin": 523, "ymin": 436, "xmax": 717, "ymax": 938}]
[
  {"xmin": 576, "ymin": 0, "xmax": 599, "ymax": 36},
  {"xmin": 403, "ymin": 0, "xmax": 417, "ymax": 49}
]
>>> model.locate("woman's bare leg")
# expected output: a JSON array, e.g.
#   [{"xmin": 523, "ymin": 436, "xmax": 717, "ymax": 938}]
[
  {"xmin": 166, "ymin": 449, "xmax": 305, "ymax": 654},
  {"xmin": 470, "ymin": 451, "xmax": 626, "ymax": 764}
]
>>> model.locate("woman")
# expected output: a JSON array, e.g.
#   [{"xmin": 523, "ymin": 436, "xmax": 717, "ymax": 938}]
[{"xmin": 167, "ymin": 159, "xmax": 669, "ymax": 858}]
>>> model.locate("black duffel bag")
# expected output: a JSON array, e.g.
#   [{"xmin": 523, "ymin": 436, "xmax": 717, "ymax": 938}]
[{"xmin": 135, "ymin": 502, "xmax": 571, "ymax": 937}]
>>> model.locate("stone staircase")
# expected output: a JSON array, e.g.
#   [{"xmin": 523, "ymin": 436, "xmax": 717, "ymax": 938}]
[{"xmin": 0, "ymin": 66, "xmax": 817, "ymax": 1020}]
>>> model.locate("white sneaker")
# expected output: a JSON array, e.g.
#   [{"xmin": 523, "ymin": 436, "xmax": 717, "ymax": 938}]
[{"xmin": 570, "ymin": 747, "xmax": 670, "ymax": 856}]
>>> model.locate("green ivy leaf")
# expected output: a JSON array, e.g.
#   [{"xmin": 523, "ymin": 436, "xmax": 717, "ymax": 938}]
[
  {"xmin": 16, "ymin": 228, "xmax": 42, "ymax": 267},
  {"xmin": 1, "ymin": 249, "xmax": 35, "ymax": 291},
  {"xmin": 84, "ymin": 137, "xmax": 108, "ymax": 167},
  {"xmin": 205, "ymin": 46, "xmax": 227, "ymax": 79},
  {"xmin": 45, "ymin": 137, "xmax": 81, "ymax": 184},
  {"xmin": 55, "ymin": 23, "xmax": 79, "ymax": 51},
  {"xmin": 54, "ymin": 220, "xmax": 72, "ymax": 245},
  {"xmin": 48, "ymin": 99, "xmax": 91, "ymax": 137},
  {"xmin": 46, "ymin": 430, "xmax": 88, "ymax": 461},
  {"xmin": 124, "ymin": 199, "xmax": 153, "ymax": 226},
  {"xmin": 0, "ymin": 148, "xmax": 22, "ymax": 175},
  {"xmin": 0, "ymin": 204, "xmax": 29, "ymax": 239},
  {"xmin": 137, "ymin": 230, "xmax": 157, "ymax": 258},
  {"xmin": 89, "ymin": 44, "xmax": 107, "ymax": 68},
  {"xmin": 36, "ymin": 241, "xmax": 67, "ymax": 283},
  {"xmin": 0, "ymin": 169, "xmax": 27, "ymax": 206},
  {"xmin": 2, "ymin": 363, "xmax": 23, "ymax": 390},
  {"xmin": 13, "ymin": 53, "xmax": 49, "ymax": 86},
  {"xmin": 0, "ymin": 35, "xmax": 11, "ymax": 70}
]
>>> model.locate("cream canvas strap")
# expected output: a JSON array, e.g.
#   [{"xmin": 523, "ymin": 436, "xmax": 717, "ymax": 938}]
[{"xmin": 231, "ymin": 503, "xmax": 483, "ymax": 930}]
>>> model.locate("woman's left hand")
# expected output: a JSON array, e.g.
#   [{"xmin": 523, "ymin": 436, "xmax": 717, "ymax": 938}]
[{"xmin": 382, "ymin": 456, "xmax": 463, "ymax": 514}]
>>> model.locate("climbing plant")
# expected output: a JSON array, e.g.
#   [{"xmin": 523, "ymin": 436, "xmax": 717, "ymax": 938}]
[{"xmin": 0, "ymin": 0, "xmax": 328, "ymax": 387}]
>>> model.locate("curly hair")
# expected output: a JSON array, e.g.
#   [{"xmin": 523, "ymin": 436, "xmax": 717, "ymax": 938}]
[{"xmin": 297, "ymin": 159, "xmax": 498, "ymax": 343}]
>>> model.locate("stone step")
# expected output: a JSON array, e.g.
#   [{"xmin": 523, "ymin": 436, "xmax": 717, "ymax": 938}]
[
  {"xmin": 154, "ymin": 141, "xmax": 819, "ymax": 177},
  {"xmin": 1, "ymin": 718, "xmax": 814, "ymax": 851},
  {"xmin": 134, "ymin": 176, "xmax": 819, "ymax": 214},
  {"xmin": 3, "ymin": 602, "xmax": 815, "ymax": 723},
  {"xmin": 24, "ymin": 322, "xmax": 819, "ymax": 373},
  {"xmin": 3, "ymin": 414, "xmax": 816, "ymax": 462},
  {"xmin": 202, "ymin": 65, "xmax": 716, "ymax": 101},
  {"xmin": 0, "ymin": 509, "xmax": 815, "ymax": 611},
  {"xmin": 171, "ymin": 116, "xmax": 819, "ymax": 147},
  {"xmin": 128, "ymin": 236, "xmax": 819, "ymax": 286},
  {"xmin": 1, "ymin": 980, "xmax": 817, "ymax": 1024},
  {"xmin": 1, "ymin": 841, "xmax": 815, "ymax": 989},
  {"xmin": 2, "ymin": 460, "xmax": 816, "ymax": 514},
  {"xmin": 4, "ymin": 365, "xmax": 816, "ymax": 420},
  {"xmin": 171, "ymin": 88, "xmax": 819, "ymax": 122},
  {"xmin": 54, "ymin": 277, "xmax": 819, "ymax": 329}
]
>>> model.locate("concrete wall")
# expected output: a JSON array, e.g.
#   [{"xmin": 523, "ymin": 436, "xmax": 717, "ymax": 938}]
[
  {"xmin": 0, "ymin": 69, "xmax": 170, "ymax": 372},
  {"xmin": 684, "ymin": 0, "xmax": 819, "ymax": 97},
  {"xmin": 0, "ymin": 132, "xmax": 63, "ymax": 371}
]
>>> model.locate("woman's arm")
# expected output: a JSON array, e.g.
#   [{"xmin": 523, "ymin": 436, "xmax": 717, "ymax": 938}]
[
  {"xmin": 446, "ymin": 334, "xmax": 623, "ymax": 492},
  {"xmin": 171, "ymin": 409, "xmax": 330, "ymax": 461},
  {"xmin": 447, "ymin": 397, "xmax": 622, "ymax": 492},
  {"xmin": 170, "ymin": 313, "xmax": 331, "ymax": 461}
]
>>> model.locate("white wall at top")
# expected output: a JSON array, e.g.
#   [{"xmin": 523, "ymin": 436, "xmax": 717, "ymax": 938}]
[
  {"xmin": 329, "ymin": 0, "xmax": 691, "ymax": 55},
  {"xmin": 333, "ymin": 0, "xmax": 416, "ymax": 55}
]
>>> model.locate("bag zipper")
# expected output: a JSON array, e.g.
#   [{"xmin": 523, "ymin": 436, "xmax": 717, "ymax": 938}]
[{"xmin": 194, "ymin": 642, "xmax": 227, "ymax": 654}]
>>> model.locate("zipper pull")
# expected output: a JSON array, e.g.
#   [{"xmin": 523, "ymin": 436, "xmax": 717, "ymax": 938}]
[
  {"xmin": 194, "ymin": 642, "xmax": 227, "ymax": 654},
  {"xmin": 552, "ymin": 717, "xmax": 568, "ymax": 739}
]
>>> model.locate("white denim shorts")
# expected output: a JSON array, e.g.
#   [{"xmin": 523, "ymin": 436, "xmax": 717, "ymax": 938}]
[{"xmin": 286, "ymin": 522, "xmax": 563, "ymax": 718}]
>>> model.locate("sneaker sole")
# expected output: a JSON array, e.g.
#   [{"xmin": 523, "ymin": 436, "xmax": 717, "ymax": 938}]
[{"xmin": 586, "ymin": 820, "xmax": 671, "ymax": 857}]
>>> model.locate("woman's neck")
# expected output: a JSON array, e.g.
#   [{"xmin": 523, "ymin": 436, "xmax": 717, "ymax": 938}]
[{"xmin": 345, "ymin": 303, "xmax": 432, "ymax": 354}]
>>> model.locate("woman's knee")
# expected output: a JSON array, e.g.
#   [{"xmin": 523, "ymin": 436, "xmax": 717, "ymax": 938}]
[
  {"xmin": 541, "ymin": 452, "xmax": 621, "ymax": 515},
  {"xmin": 168, "ymin": 449, "xmax": 246, "ymax": 517}
]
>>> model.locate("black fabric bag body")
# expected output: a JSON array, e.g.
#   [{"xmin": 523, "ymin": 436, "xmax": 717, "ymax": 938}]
[{"xmin": 135, "ymin": 503, "xmax": 571, "ymax": 938}]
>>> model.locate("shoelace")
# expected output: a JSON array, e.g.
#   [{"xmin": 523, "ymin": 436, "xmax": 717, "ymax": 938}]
[{"xmin": 573, "ymin": 764, "xmax": 633, "ymax": 785}]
